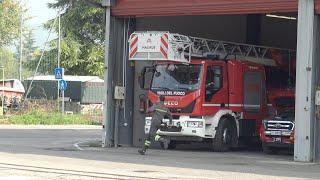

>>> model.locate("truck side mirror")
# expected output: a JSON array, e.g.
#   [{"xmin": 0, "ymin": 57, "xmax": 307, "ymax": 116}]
[
  {"xmin": 139, "ymin": 66, "xmax": 155, "ymax": 90},
  {"xmin": 138, "ymin": 73, "xmax": 145, "ymax": 89}
]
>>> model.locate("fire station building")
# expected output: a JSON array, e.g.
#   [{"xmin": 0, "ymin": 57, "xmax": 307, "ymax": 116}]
[{"xmin": 101, "ymin": 0, "xmax": 320, "ymax": 162}]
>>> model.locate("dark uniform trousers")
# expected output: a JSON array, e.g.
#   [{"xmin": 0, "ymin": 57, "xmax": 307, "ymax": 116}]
[{"xmin": 143, "ymin": 103, "xmax": 172, "ymax": 149}]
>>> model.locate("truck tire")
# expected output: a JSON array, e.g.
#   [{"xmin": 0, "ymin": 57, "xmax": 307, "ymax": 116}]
[
  {"xmin": 160, "ymin": 141, "xmax": 177, "ymax": 150},
  {"xmin": 212, "ymin": 117, "xmax": 237, "ymax": 152},
  {"xmin": 262, "ymin": 144, "xmax": 278, "ymax": 154}
]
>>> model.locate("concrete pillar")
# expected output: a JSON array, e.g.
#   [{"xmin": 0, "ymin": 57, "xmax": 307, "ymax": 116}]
[
  {"xmin": 313, "ymin": 15, "xmax": 320, "ymax": 162},
  {"xmin": 114, "ymin": 18, "xmax": 135, "ymax": 146},
  {"xmin": 103, "ymin": 15, "xmax": 127, "ymax": 147},
  {"xmin": 102, "ymin": 0, "xmax": 135, "ymax": 147},
  {"xmin": 102, "ymin": 0, "xmax": 113, "ymax": 147},
  {"xmin": 294, "ymin": 0, "xmax": 318, "ymax": 162}
]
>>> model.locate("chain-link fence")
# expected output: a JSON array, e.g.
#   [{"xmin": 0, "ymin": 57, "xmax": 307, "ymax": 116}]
[{"xmin": 2, "ymin": 99, "xmax": 102, "ymax": 125}]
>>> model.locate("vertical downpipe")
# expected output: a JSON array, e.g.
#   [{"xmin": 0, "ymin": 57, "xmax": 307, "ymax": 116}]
[{"xmin": 114, "ymin": 100, "xmax": 119, "ymax": 148}]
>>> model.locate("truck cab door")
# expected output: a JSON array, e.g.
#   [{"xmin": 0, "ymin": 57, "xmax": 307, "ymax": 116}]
[{"xmin": 203, "ymin": 64, "xmax": 228, "ymax": 115}]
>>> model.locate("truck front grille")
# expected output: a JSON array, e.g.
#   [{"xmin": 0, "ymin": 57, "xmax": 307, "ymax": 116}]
[{"xmin": 265, "ymin": 121, "xmax": 294, "ymax": 131}]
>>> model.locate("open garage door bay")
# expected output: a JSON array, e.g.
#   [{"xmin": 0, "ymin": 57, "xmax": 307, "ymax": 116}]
[
  {"xmin": 106, "ymin": 0, "xmax": 298, "ymax": 147},
  {"xmin": 104, "ymin": 0, "xmax": 320, "ymax": 163},
  {"xmin": 112, "ymin": 0, "xmax": 320, "ymax": 16}
]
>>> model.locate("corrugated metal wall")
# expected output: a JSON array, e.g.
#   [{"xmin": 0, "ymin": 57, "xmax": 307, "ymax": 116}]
[
  {"xmin": 25, "ymin": 80, "xmax": 82, "ymax": 101},
  {"xmin": 24, "ymin": 81, "xmax": 58, "ymax": 100},
  {"xmin": 112, "ymin": 0, "xmax": 299, "ymax": 17},
  {"xmin": 81, "ymin": 82, "xmax": 105, "ymax": 104},
  {"xmin": 25, "ymin": 80, "xmax": 105, "ymax": 104}
]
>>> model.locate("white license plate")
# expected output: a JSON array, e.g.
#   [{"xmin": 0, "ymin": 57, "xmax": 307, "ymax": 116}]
[
  {"xmin": 273, "ymin": 137, "xmax": 282, "ymax": 142},
  {"xmin": 188, "ymin": 122, "xmax": 199, "ymax": 128},
  {"xmin": 270, "ymin": 131, "xmax": 281, "ymax": 136}
]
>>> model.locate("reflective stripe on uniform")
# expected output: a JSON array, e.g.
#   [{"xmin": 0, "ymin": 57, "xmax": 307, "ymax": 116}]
[
  {"xmin": 155, "ymin": 108, "xmax": 167, "ymax": 113},
  {"xmin": 144, "ymin": 140, "xmax": 151, "ymax": 146},
  {"xmin": 154, "ymin": 135, "xmax": 161, "ymax": 141}
]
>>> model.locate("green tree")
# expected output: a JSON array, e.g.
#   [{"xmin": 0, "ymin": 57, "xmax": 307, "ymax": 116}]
[
  {"xmin": 24, "ymin": 47, "xmax": 57, "ymax": 75},
  {"xmin": 0, "ymin": 0, "xmax": 21, "ymax": 47},
  {"xmin": 44, "ymin": 0, "xmax": 105, "ymax": 77},
  {"xmin": 18, "ymin": 29, "xmax": 37, "ymax": 79},
  {"xmin": 0, "ymin": 0, "xmax": 33, "ymax": 80},
  {"xmin": 0, "ymin": 48, "xmax": 19, "ymax": 79},
  {"xmin": 22, "ymin": 29, "xmax": 37, "ymax": 63}
]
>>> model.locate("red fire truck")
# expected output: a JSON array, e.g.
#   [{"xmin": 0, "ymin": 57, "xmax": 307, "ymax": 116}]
[
  {"xmin": 260, "ymin": 88, "xmax": 295, "ymax": 154},
  {"xmin": 129, "ymin": 32, "xmax": 294, "ymax": 151}
]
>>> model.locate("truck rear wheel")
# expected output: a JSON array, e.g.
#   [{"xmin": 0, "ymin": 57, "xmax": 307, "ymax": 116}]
[{"xmin": 212, "ymin": 117, "xmax": 237, "ymax": 152}]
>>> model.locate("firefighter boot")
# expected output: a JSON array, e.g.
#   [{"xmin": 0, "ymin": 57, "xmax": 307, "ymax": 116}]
[
  {"xmin": 138, "ymin": 140, "xmax": 151, "ymax": 155},
  {"xmin": 155, "ymin": 135, "xmax": 169, "ymax": 150},
  {"xmin": 138, "ymin": 148, "xmax": 146, "ymax": 155}
]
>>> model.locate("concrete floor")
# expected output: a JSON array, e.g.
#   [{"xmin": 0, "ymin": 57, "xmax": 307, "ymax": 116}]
[{"xmin": 0, "ymin": 125, "xmax": 318, "ymax": 179}]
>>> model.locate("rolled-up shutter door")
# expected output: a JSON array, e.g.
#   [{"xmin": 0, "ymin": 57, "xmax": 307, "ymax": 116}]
[
  {"xmin": 112, "ymin": 0, "xmax": 299, "ymax": 17},
  {"xmin": 316, "ymin": 0, "xmax": 320, "ymax": 14}
]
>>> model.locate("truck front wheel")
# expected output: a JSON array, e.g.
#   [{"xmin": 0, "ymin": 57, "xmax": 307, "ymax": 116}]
[
  {"xmin": 262, "ymin": 144, "xmax": 278, "ymax": 154},
  {"xmin": 160, "ymin": 140, "xmax": 177, "ymax": 150},
  {"xmin": 212, "ymin": 117, "xmax": 237, "ymax": 152}
]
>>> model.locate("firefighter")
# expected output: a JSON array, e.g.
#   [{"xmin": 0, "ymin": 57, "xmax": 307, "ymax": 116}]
[{"xmin": 138, "ymin": 95, "xmax": 172, "ymax": 155}]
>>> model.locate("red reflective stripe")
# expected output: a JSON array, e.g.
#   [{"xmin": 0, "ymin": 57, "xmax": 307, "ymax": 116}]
[
  {"xmin": 130, "ymin": 47, "xmax": 138, "ymax": 58},
  {"xmin": 160, "ymin": 34, "xmax": 168, "ymax": 58},
  {"xmin": 130, "ymin": 36, "xmax": 138, "ymax": 49},
  {"xmin": 160, "ymin": 46, "xmax": 167, "ymax": 59},
  {"xmin": 161, "ymin": 36, "xmax": 168, "ymax": 49}
]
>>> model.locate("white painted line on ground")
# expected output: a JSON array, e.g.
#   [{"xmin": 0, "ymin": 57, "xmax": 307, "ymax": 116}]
[
  {"xmin": 0, "ymin": 125, "xmax": 102, "ymax": 129},
  {"xmin": 0, "ymin": 176, "xmax": 31, "ymax": 180},
  {"xmin": 73, "ymin": 142, "xmax": 84, "ymax": 151}
]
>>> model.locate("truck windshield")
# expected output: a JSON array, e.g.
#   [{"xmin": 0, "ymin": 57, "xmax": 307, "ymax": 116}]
[{"xmin": 151, "ymin": 64, "xmax": 202, "ymax": 92}]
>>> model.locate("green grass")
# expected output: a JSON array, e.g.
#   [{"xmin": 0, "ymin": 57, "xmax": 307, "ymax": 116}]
[{"xmin": 1, "ymin": 111, "xmax": 101, "ymax": 125}]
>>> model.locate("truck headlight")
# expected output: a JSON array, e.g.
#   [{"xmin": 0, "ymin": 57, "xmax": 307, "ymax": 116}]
[
  {"xmin": 187, "ymin": 121, "xmax": 203, "ymax": 128},
  {"xmin": 282, "ymin": 131, "xmax": 292, "ymax": 136},
  {"xmin": 264, "ymin": 130, "xmax": 271, "ymax": 135},
  {"xmin": 263, "ymin": 120, "xmax": 268, "ymax": 129}
]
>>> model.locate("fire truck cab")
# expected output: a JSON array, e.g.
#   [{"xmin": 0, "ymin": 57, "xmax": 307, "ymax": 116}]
[{"xmin": 143, "ymin": 59, "xmax": 268, "ymax": 151}]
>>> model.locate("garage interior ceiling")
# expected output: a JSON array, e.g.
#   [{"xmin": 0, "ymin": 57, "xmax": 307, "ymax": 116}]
[
  {"xmin": 135, "ymin": 15, "xmax": 297, "ymax": 49},
  {"xmin": 112, "ymin": 0, "xmax": 320, "ymax": 17}
]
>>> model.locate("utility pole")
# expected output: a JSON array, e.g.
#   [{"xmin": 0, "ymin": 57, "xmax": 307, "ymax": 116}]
[
  {"xmin": 0, "ymin": 66, "xmax": 4, "ymax": 116},
  {"xmin": 19, "ymin": 6, "xmax": 23, "ymax": 81},
  {"xmin": 57, "ymin": 12, "xmax": 61, "ymax": 113}
]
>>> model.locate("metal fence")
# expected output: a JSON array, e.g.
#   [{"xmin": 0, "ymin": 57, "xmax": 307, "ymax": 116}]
[{"xmin": 3, "ymin": 99, "xmax": 103, "ymax": 125}]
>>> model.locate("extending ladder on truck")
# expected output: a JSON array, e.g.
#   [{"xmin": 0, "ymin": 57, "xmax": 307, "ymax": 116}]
[{"xmin": 128, "ymin": 31, "xmax": 295, "ymax": 66}]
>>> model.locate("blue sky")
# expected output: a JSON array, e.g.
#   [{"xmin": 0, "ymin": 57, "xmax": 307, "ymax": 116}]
[{"xmin": 26, "ymin": 0, "xmax": 57, "ymax": 47}]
